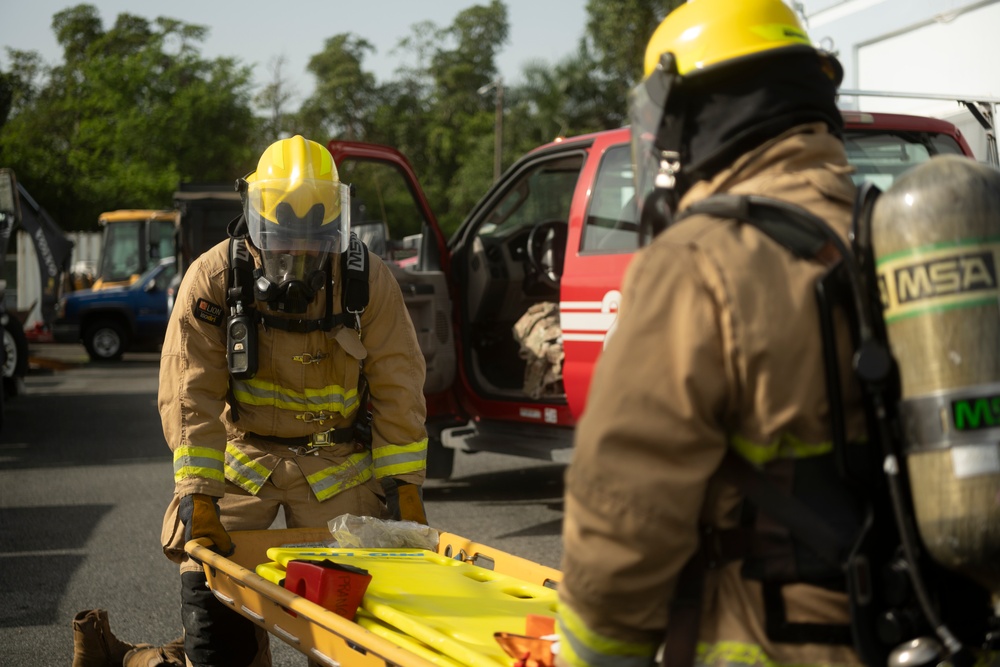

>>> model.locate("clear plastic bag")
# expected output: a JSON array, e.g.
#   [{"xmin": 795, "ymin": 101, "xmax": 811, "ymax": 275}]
[{"xmin": 327, "ymin": 513, "xmax": 440, "ymax": 550}]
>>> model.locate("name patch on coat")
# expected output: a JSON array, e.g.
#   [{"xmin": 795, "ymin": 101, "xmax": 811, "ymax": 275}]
[{"xmin": 194, "ymin": 298, "xmax": 224, "ymax": 326}]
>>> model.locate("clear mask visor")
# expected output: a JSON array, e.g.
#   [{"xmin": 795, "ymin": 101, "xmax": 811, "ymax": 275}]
[
  {"xmin": 246, "ymin": 181, "xmax": 351, "ymax": 285},
  {"xmin": 628, "ymin": 54, "xmax": 678, "ymax": 218}
]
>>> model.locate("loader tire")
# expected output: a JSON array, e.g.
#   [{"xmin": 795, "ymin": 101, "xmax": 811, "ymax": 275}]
[{"xmin": 2, "ymin": 312, "xmax": 28, "ymax": 396}]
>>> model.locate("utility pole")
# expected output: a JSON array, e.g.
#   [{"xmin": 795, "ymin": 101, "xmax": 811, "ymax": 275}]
[{"xmin": 478, "ymin": 78, "xmax": 504, "ymax": 182}]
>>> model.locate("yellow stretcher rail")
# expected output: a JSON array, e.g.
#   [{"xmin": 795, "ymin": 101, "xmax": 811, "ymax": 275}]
[{"xmin": 185, "ymin": 527, "xmax": 561, "ymax": 667}]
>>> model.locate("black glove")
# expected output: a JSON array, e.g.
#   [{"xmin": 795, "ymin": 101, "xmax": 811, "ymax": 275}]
[{"xmin": 177, "ymin": 493, "xmax": 234, "ymax": 556}]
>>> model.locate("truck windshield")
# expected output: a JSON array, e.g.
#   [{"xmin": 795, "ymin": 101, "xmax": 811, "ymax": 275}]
[
  {"xmin": 843, "ymin": 131, "xmax": 966, "ymax": 191},
  {"xmin": 97, "ymin": 218, "xmax": 176, "ymax": 284},
  {"xmin": 99, "ymin": 220, "xmax": 143, "ymax": 283}
]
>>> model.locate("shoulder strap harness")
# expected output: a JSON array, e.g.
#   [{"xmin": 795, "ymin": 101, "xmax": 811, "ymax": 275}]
[
  {"xmin": 225, "ymin": 232, "xmax": 374, "ymax": 449},
  {"xmin": 660, "ymin": 191, "xmax": 989, "ymax": 667},
  {"xmin": 227, "ymin": 232, "xmax": 369, "ymax": 334}
]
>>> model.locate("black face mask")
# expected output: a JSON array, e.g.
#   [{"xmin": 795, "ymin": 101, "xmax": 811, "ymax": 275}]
[{"xmin": 253, "ymin": 268, "xmax": 327, "ymax": 314}]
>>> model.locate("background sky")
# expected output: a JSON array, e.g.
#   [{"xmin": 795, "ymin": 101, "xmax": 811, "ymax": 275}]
[{"xmin": 1, "ymin": 0, "xmax": 590, "ymax": 104}]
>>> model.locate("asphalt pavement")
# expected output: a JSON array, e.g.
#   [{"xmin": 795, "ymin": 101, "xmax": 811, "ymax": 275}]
[{"xmin": 0, "ymin": 342, "xmax": 566, "ymax": 666}]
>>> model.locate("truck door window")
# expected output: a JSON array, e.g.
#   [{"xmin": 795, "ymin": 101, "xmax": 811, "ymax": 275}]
[
  {"xmin": 480, "ymin": 157, "xmax": 579, "ymax": 234},
  {"xmin": 464, "ymin": 153, "xmax": 582, "ymax": 399},
  {"xmin": 335, "ymin": 159, "xmax": 429, "ymax": 263},
  {"xmin": 581, "ymin": 144, "xmax": 639, "ymax": 253}
]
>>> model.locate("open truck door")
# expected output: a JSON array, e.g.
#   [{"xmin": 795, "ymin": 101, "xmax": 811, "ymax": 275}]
[{"xmin": 326, "ymin": 141, "xmax": 457, "ymax": 476}]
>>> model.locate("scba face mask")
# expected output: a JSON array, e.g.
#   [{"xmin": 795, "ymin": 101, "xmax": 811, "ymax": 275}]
[
  {"xmin": 241, "ymin": 163, "xmax": 351, "ymax": 313},
  {"xmin": 253, "ymin": 248, "xmax": 331, "ymax": 314}
]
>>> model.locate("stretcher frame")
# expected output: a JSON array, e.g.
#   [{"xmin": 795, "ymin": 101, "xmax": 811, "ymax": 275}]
[{"xmin": 186, "ymin": 527, "xmax": 561, "ymax": 667}]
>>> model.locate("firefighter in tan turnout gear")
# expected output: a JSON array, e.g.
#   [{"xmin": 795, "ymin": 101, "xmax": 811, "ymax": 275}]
[
  {"xmin": 159, "ymin": 135, "xmax": 428, "ymax": 666},
  {"xmin": 556, "ymin": 2, "xmax": 868, "ymax": 667}
]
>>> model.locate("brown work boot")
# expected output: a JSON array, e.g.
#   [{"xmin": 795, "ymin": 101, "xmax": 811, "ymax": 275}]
[
  {"xmin": 71, "ymin": 608, "xmax": 149, "ymax": 667},
  {"xmin": 122, "ymin": 636, "xmax": 185, "ymax": 667}
]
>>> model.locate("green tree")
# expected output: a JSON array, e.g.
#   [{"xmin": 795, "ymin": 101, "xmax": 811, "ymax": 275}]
[
  {"xmin": 303, "ymin": 3, "xmax": 510, "ymax": 235},
  {"xmin": 298, "ymin": 34, "xmax": 379, "ymax": 141},
  {"xmin": 255, "ymin": 56, "xmax": 299, "ymax": 143},
  {"xmin": 425, "ymin": 0, "xmax": 509, "ymax": 232},
  {"xmin": 583, "ymin": 0, "xmax": 682, "ymax": 125},
  {"xmin": 0, "ymin": 4, "xmax": 259, "ymax": 230}
]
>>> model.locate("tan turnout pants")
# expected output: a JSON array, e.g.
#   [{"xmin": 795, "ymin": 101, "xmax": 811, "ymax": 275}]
[{"xmin": 162, "ymin": 454, "xmax": 386, "ymax": 667}]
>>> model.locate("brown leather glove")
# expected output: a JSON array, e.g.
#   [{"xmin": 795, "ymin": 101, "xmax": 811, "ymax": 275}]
[
  {"xmin": 396, "ymin": 481, "xmax": 428, "ymax": 525},
  {"xmin": 177, "ymin": 493, "xmax": 234, "ymax": 556},
  {"xmin": 383, "ymin": 478, "xmax": 428, "ymax": 525}
]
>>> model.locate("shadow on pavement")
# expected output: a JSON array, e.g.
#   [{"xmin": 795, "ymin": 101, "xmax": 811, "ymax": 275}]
[
  {"xmin": 424, "ymin": 464, "xmax": 566, "ymax": 504},
  {"xmin": 0, "ymin": 504, "xmax": 113, "ymax": 627}
]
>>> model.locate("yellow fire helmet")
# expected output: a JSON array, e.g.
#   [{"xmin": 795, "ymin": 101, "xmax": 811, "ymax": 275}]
[
  {"xmin": 642, "ymin": 0, "xmax": 815, "ymax": 79},
  {"xmin": 240, "ymin": 136, "xmax": 351, "ymax": 312},
  {"xmin": 243, "ymin": 135, "xmax": 350, "ymax": 256},
  {"xmin": 628, "ymin": 0, "xmax": 841, "ymax": 240}
]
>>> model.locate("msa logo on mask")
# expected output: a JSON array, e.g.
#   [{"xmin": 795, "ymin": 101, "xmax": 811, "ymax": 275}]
[{"xmin": 346, "ymin": 236, "xmax": 366, "ymax": 274}]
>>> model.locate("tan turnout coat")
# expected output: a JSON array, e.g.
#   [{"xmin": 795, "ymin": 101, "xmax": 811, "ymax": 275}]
[
  {"xmin": 159, "ymin": 235, "xmax": 428, "ymax": 506},
  {"xmin": 559, "ymin": 124, "xmax": 867, "ymax": 667}
]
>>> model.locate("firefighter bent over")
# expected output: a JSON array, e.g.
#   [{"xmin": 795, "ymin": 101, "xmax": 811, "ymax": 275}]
[{"xmin": 159, "ymin": 136, "xmax": 428, "ymax": 666}]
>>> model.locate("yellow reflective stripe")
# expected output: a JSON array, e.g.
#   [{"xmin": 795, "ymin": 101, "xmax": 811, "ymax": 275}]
[
  {"xmin": 306, "ymin": 451, "xmax": 374, "ymax": 502},
  {"xmin": 231, "ymin": 377, "xmax": 359, "ymax": 417},
  {"xmin": 729, "ymin": 433, "xmax": 833, "ymax": 466},
  {"xmin": 695, "ymin": 640, "xmax": 850, "ymax": 667},
  {"xmin": 556, "ymin": 604, "xmax": 657, "ymax": 667},
  {"xmin": 172, "ymin": 445, "xmax": 225, "ymax": 483},
  {"xmin": 224, "ymin": 443, "xmax": 271, "ymax": 495},
  {"xmin": 373, "ymin": 439, "xmax": 428, "ymax": 478}
]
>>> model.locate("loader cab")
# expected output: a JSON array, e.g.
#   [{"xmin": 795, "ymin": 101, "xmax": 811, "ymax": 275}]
[{"xmin": 92, "ymin": 209, "xmax": 178, "ymax": 290}]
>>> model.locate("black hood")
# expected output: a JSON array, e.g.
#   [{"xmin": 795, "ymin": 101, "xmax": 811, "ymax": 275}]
[
  {"xmin": 227, "ymin": 213, "xmax": 249, "ymax": 239},
  {"xmin": 663, "ymin": 50, "xmax": 844, "ymax": 196}
]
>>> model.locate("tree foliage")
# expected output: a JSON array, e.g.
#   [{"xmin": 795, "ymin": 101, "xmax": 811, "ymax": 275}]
[
  {"xmin": 1, "ymin": 1, "xmax": 680, "ymax": 235},
  {"xmin": 0, "ymin": 4, "xmax": 259, "ymax": 230}
]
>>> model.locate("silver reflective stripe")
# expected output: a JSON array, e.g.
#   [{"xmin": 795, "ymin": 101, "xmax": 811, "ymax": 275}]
[
  {"xmin": 225, "ymin": 444, "xmax": 270, "ymax": 494},
  {"xmin": 307, "ymin": 451, "xmax": 374, "ymax": 501},
  {"xmin": 373, "ymin": 442, "xmax": 427, "ymax": 477},
  {"xmin": 173, "ymin": 452, "xmax": 222, "ymax": 475},
  {"xmin": 231, "ymin": 378, "xmax": 359, "ymax": 416},
  {"xmin": 559, "ymin": 623, "xmax": 653, "ymax": 667}
]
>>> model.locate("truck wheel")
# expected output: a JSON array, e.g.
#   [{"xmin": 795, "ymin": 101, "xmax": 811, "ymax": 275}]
[
  {"xmin": 83, "ymin": 320, "xmax": 129, "ymax": 361},
  {"xmin": 426, "ymin": 435, "xmax": 455, "ymax": 480},
  {"xmin": 2, "ymin": 313, "xmax": 29, "ymax": 397}
]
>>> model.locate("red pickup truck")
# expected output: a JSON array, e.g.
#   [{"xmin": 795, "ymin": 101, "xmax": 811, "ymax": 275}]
[{"xmin": 328, "ymin": 110, "xmax": 977, "ymax": 478}]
